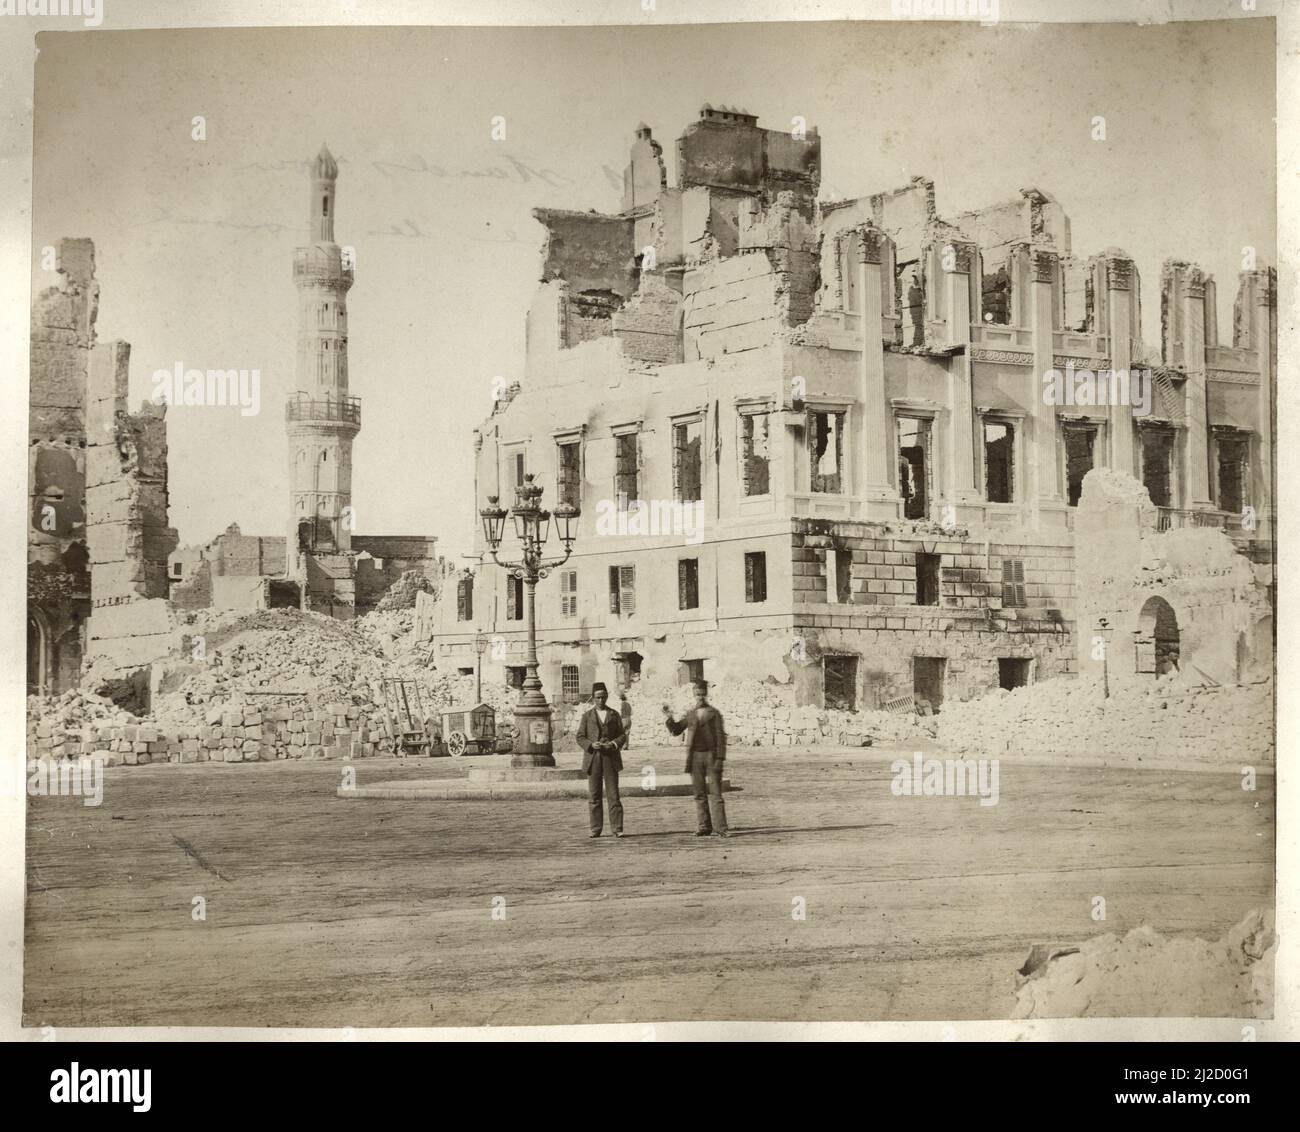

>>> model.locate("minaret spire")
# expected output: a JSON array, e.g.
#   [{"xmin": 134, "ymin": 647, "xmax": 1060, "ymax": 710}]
[{"xmin": 311, "ymin": 143, "xmax": 338, "ymax": 243}]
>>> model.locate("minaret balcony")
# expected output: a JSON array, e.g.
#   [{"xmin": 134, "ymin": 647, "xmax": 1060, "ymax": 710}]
[
  {"xmin": 285, "ymin": 394, "xmax": 361, "ymax": 427},
  {"xmin": 293, "ymin": 248, "xmax": 354, "ymax": 289}
]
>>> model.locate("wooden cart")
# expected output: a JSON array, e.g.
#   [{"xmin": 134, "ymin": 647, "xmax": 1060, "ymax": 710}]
[
  {"xmin": 382, "ymin": 678, "xmax": 435, "ymax": 757},
  {"xmin": 439, "ymin": 702, "xmax": 497, "ymax": 757}
]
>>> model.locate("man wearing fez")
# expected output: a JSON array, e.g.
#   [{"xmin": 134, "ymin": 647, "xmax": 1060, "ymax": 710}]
[
  {"xmin": 576, "ymin": 682, "xmax": 628, "ymax": 838},
  {"xmin": 662, "ymin": 679, "xmax": 729, "ymax": 837}
]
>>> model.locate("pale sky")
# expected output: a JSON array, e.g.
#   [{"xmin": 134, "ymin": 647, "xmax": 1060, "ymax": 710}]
[{"xmin": 31, "ymin": 19, "xmax": 1275, "ymax": 559}]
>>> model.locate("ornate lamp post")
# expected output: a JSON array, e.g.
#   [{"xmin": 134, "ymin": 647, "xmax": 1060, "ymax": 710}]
[
  {"xmin": 480, "ymin": 475, "xmax": 579, "ymax": 768},
  {"xmin": 473, "ymin": 630, "xmax": 488, "ymax": 705},
  {"xmin": 1095, "ymin": 616, "xmax": 1113, "ymax": 700}
]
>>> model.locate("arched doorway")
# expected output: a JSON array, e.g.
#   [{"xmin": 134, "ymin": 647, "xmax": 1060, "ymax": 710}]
[
  {"xmin": 1135, "ymin": 596, "xmax": 1180, "ymax": 675},
  {"xmin": 27, "ymin": 611, "xmax": 50, "ymax": 698}
]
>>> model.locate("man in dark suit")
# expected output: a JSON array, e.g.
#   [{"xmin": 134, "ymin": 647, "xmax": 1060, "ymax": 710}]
[
  {"xmin": 576, "ymin": 682, "xmax": 627, "ymax": 838},
  {"xmin": 662, "ymin": 679, "xmax": 729, "ymax": 837}
]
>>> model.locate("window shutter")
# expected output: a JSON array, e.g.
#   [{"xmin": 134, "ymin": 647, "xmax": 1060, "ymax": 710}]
[
  {"xmin": 678, "ymin": 559, "xmax": 689, "ymax": 610},
  {"xmin": 506, "ymin": 575, "xmax": 517, "ymax": 620},
  {"xmin": 620, "ymin": 565, "xmax": 636, "ymax": 617},
  {"xmin": 756, "ymin": 554, "xmax": 767, "ymax": 602},
  {"xmin": 609, "ymin": 566, "xmax": 620, "ymax": 614},
  {"xmin": 1002, "ymin": 559, "xmax": 1026, "ymax": 607},
  {"xmin": 672, "ymin": 426, "xmax": 682, "ymax": 499},
  {"xmin": 561, "ymin": 570, "xmax": 577, "ymax": 618}
]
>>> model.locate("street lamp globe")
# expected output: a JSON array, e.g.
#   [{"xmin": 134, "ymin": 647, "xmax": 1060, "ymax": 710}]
[
  {"xmin": 480, "ymin": 497, "xmax": 507, "ymax": 552},
  {"xmin": 552, "ymin": 502, "xmax": 580, "ymax": 551}
]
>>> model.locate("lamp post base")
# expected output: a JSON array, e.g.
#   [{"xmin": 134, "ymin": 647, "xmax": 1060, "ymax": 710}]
[{"xmin": 511, "ymin": 696, "xmax": 555, "ymax": 768}]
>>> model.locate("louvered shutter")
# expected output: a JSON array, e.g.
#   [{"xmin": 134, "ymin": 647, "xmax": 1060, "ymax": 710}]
[
  {"xmin": 1002, "ymin": 559, "xmax": 1026, "ymax": 607},
  {"xmin": 506, "ymin": 575, "xmax": 517, "ymax": 620},
  {"xmin": 561, "ymin": 570, "xmax": 577, "ymax": 618},
  {"xmin": 621, "ymin": 566, "xmax": 637, "ymax": 618},
  {"xmin": 609, "ymin": 566, "xmax": 620, "ymax": 614}
]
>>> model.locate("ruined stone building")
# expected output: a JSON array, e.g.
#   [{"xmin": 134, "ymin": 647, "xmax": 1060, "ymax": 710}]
[
  {"xmin": 169, "ymin": 145, "xmax": 441, "ymax": 619},
  {"xmin": 29, "ymin": 238, "xmax": 178, "ymax": 698},
  {"xmin": 426, "ymin": 105, "xmax": 1275, "ymax": 712},
  {"xmin": 30, "ymin": 149, "xmax": 443, "ymax": 701}
]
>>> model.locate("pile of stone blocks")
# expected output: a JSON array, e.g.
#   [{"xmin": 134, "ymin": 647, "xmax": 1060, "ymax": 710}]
[{"xmin": 28, "ymin": 694, "xmax": 397, "ymax": 767}]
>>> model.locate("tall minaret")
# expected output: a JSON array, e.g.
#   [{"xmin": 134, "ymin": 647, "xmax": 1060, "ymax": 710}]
[{"xmin": 287, "ymin": 143, "xmax": 359, "ymax": 564}]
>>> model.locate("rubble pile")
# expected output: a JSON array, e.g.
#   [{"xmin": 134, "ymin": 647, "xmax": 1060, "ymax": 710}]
[
  {"xmin": 27, "ymin": 689, "xmax": 137, "ymax": 762},
  {"xmin": 937, "ymin": 677, "xmax": 1273, "ymax": 766},
  {"xmin": 161, "ymin": 611, "xmax": 390, "ymax": 709},
  {"xmin": 375, "ymin": 569, "xmax": 435, "ymax": 612},
  {"xmin": 619, "ymin": 679, "xmax": 933, "ymax": 749},
  {"xmin": 26, "ymin": 608, "xmax": 516, "ymax": 765},
  {"xmin": 1013, "ymin": 908, "xmax": 1275, "ymax": 1018}
]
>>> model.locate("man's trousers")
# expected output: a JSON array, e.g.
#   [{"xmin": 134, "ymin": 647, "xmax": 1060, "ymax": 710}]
[
  {"xmin": 587, "ymin": 754, "xmax": 623, "ymax": 835},
  {"xmin": 690, "ymin": 754, "xmax": 727, "ymax": 834}
]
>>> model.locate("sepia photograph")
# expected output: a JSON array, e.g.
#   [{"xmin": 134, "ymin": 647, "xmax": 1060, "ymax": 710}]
[{"xmin": 4, "ymin": 0, "xmax": 1292, "ymax": 1056}]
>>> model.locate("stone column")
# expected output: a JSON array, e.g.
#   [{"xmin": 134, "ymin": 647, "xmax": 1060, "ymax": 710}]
[
  {"xmin": 1030, "ymin": 247, "xmax": 1061, "ymax": 506},
  {"xmin": 941, "ymin": 238, "xmax": 982, "ymax": 520},
  {"xmin": 1180, "ymin": 267, "xmax": 1213, "ymax": 509},
  {"xmin": 856, "ymin": 223, "xmax": 900, "ymax": 518},
  {"xmin": 1103, "ymin": 253, "xmax": 1136, "ymax": 477},
  {"xmin": 1250, "ymin": 267, "xmax": 1276, "ymax": 538}
]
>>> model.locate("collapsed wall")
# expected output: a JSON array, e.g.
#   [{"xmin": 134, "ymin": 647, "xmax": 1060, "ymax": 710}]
[
  {"xmin": 28, "ymin": 238, "xmax": 99, "ymax": 696},
  {"xmin": 1073, "ymin": 468, "xmax": 1272, "ymax": 691},
  {"xmin": 82, "ymin": 329, "xmax": 180, "ymax": 703}
]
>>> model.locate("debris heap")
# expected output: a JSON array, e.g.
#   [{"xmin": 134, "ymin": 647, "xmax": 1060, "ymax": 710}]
[
  {"xmin": 937, "ymin": 676, "xmax": 1273, "ymax": 766},
  {"xmin": 1013, "ymin": 907, "xmax": 1275, "ymax": 1018}
]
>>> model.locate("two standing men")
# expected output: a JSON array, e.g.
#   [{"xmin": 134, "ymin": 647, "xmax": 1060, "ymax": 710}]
[{"xmin": 577, "ymin": 678, "xmax": 729, "ymax": 839}]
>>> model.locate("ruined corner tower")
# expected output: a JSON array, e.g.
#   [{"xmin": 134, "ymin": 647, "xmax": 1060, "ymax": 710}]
[{"xmin": 286, "ymin": 144, "xmax": 360, "ymax": 613}]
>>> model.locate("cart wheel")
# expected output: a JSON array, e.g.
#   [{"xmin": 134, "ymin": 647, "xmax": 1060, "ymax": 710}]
[{"xmin": 447, "ymin": 731, "xmax": 468, "ymax": 758}]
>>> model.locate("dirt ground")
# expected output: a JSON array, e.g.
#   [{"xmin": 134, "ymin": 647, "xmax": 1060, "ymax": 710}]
[{"xmin": 23, "ymin": 745, "xmax": 1274, "ymax": 1027}]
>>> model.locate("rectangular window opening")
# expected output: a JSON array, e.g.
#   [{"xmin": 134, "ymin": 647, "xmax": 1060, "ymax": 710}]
[
  {"xmin": 823, "ymin": 655, "xmax": 858, "ymax": 712},
  {"xmin": 560, "ymin": 665, "xmax": 580, "ymax": 703},
  {"xmin": 1140, "ymin": 426, "xmax": 1175, "ymax": 508},
  {"xmin": 608, "ymin": 564, "xmax": 636, "ymax": 617},
  {"xmin": 744, "ymin": 551, "xmax": 768, "ymax": 603},
  {"xmin": 984, "ymin": 420, "xmax": 1014, "ymax": 503},
  {"xmin": 678, "ymin": 558, "xmax": 700, "ymax": 611},
  {"xmin": 898, "ymin": 417, "xmax": 931, "ymax": 520},
  {"xmin": 834, "ymin": 549, "xmax": 853, "ymax": 604},
  {"xmin": 998, "ymin": 658, "xmax": 1032, "ymax": 691},
  {"xmin": 673, "ymin": 419, "xmax": 703, "ymax": 504},
  {"xmin": 557, "ymin": 441, "xmax": 581, "ymax": 509},
  {"xmin": 809, "ymin": 410, "xmax": 844, "ymax": 494},
  {"xmin": 615, "ymin": 433, "xmax": 639, "ymax": 509},
  {"xmin": 741, "ymin": 411, "xmax": 771, "ymax": 496},
  {"xmin": 1064, "ymin": 425, "xmax": 1097, "ymax": 508},
  {"xmin": 916, "ymin": 553, "xmax": 941, "ymax": 607}
]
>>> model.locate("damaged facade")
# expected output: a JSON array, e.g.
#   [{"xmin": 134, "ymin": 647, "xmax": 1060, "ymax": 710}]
[
  {"xmin": 167, "ymin": 145, "xmax": 442, "ymax": 620},
  {"xmin": 429, "ymin": 106, "xmax": 1275, "ymax": 713},
  {"xmin": 31, "ymin": 148, "xmax": 444, "ymax": 703},
  {"xmin": 28, "ymin": 238, "xmax": 178, "ymax": 698}
]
